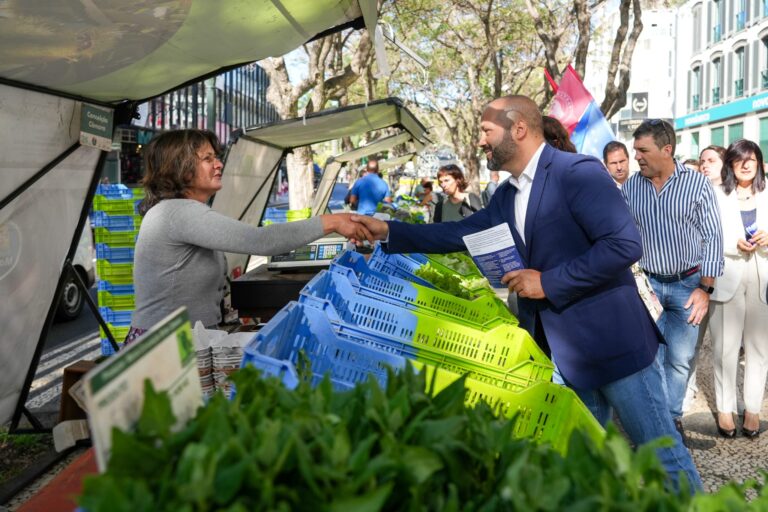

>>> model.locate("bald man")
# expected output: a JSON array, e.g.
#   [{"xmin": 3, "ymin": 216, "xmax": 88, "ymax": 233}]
[{"xmin": 352, "ymin": 95, "xmax": 702, "ymax": 490}]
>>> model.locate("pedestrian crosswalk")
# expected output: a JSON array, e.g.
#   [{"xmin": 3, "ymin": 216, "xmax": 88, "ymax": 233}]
[{"xmin": 26, "ymin": 333, "xmax": 102, "ymax": 410}]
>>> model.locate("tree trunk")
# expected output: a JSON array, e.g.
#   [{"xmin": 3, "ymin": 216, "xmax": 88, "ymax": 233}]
[
  {"xmin": 600, "ymin": 0, "xmax": 643, "ymax": 118},
  {"xmin": 286, "ymin": 147, "xmax": 314, "ymax": 209}
]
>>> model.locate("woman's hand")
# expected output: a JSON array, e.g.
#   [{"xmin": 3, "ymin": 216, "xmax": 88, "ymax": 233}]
[
  {"xmin": 749, "ymin": 229, "xmax": 768, "ymax": 247},
  {"xmin": 737, "ymin": 238, "xmax": 757, "ymax": 252}
]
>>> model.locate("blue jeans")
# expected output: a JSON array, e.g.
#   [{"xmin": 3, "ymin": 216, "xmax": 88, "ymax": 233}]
[
  {"xmin": 648, "ymin": 272, "xmax": 702, "ymax": 419},
  {"xmin": 556, "ymin": 358, "xmax": 703, "ymax": 492}
]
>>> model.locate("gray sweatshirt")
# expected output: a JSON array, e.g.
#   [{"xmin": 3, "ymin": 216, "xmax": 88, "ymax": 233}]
[{"xmin": 132, "ymin": 199, "xmax": 324, "ymax": 329}]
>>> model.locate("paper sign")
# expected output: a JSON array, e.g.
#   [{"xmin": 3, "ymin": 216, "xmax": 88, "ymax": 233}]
[
  {"xmin": 79, "ymin": 104, "xmax": 114, "ymax": 151},
  {"xmin": 83, "ymin": 307, "xmax": 203, "ymax": 471},
  {"xmin": 462, "ymin": 223, "xmax": 524, "ymax": 288}
]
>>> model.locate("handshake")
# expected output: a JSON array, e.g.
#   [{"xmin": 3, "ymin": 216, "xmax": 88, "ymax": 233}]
[{"xmin": 320, "ymin": 213, "xmax": 390, "ymax": 245}]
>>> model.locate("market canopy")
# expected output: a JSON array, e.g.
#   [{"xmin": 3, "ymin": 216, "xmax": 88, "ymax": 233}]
[
  {"xmin": 211, "ymin": 97, "xmax": 429, "ymax": 277},
  {"xmin": 0, "ymin": 0, "xmax": 377, "ymax": 104},
  {"xmin": 0, "ymin": 0, "xmax": 379, "ymax": 429},
  {"xmin": 379, "ymin": 153, "xmax": 417, "ymax": 169}
]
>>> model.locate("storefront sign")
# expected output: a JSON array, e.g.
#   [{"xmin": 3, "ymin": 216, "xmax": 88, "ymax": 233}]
[
  {"xmin": 84, "ymin": 307, "xmax": 203, "ymax": 471},
  {"xmin": 675, "ymin": 91, "xmax": 768, "ymax": 130},
  {"xmin": 631, "ymin": 93, "xmax": 648, "ymax": 119},
  {"xmin": 79, "ymin": 104, "xmax": 114, "ymax": 151}
]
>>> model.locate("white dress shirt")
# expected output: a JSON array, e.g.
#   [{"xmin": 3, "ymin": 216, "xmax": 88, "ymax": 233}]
[{"xmin": 506, "ymin": 142, "xmax": 545, "ymax": 243}]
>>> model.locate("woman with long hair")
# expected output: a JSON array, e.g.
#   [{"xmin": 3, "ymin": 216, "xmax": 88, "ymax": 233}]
[{"xmin": 708, "ymin": 139, "xmax": 768, "ymax": 438}]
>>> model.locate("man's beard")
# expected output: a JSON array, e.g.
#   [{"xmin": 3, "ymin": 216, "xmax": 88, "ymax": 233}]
[{"xmin": 486, "ymin": 130, "xmax": 516, "ymax": 170}]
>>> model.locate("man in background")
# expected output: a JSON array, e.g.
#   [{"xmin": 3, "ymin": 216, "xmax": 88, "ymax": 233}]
[
  {"xmin": 482, "ymin": 170, "xmax": 500, "ymax": 206},
  {"xmin": 603, "ymin": 141, "xmax": 630, "ymax": 187},
  {"xmin": 349, "ymin": 158, "xmax": 391, "ymax": 215}
]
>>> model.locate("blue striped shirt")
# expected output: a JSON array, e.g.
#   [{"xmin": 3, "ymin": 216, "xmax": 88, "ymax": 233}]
[{"xmin": 621, "ymin": 160, "xmax": 724, "ymax": 277}]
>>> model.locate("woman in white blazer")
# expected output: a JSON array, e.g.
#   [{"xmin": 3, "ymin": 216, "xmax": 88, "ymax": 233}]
[{"xmin": 709, "ymin": 139, "xmax": 768, "ymax": 438}]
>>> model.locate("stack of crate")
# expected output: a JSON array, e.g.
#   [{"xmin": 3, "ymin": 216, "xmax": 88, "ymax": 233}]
[{"xmin": 92, "ymin": 184, "xmax": 144, "ymax": 355}]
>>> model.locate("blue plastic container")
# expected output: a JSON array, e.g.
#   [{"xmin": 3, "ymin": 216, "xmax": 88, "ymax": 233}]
[
  {"xmin": 239, "ymin": 353, "xmax": 300, "ymax": 390},
  {"xmin": 367, "ymin": 245, "xmax": 433, "ymax": 287},
  {"xmin": 95, "ymin": 243, "xmax": 135, "ymax": 263},
  {"xmin": 97, "ymin": 281, "xmax": 136, "ymax": 295},
  {"xmin": 96, "ymin": 184, "xmax": 133, "ymax": 199},
  {"xmin": 90, "ymin": 211, "xmax": 141, "ymax": 231},
  {"xmin": 100, "ymin": 338, "xmax": 123, "ymax": 356},
  {"xmin": 243, "ymin": 301, "xmax": 406, "ymax": 390},
  {"xmin": 98, "ymin": 307, "xmax": 133, "ymax": 324}
]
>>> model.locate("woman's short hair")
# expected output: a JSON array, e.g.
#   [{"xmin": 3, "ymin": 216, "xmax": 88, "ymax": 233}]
[
  {"xmin": 437, "ymin": 164, "xmax": 467, "ymax": 191},
  {"xmin": 141, "ymin": 129, "xmax": 221, "ymax": 213},
  {"xmin": 423, "ymin": 181, "xmax": 433, "ymax": 191},
  {"xmin": 543, "ymin": 116, "xmax": 577, "ymax": 153},
  {"xmin": 722, "ymin": 139, "xmax": 766, "ymax": 195}
]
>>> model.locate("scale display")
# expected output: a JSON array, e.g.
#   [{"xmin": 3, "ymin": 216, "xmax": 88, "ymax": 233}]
[{"xmin": 267, "ymin": 237, "xmax": 346, "ymax": 270}]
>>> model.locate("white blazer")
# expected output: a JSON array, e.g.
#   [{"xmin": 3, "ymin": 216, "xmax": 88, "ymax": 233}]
[{"xmin": 711, "ymin": 186, "xmax": 768, "ymax": 303}]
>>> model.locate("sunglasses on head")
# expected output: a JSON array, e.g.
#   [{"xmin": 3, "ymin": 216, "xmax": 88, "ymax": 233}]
[{"xmin": 647, "ymin": 119, "xmax": 673, "ymax": 148}]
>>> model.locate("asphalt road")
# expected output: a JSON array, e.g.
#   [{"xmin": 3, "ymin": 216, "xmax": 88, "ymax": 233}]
[{"xmin": 44, "ymin": 287, "xmax": 99, "ymax": 352}]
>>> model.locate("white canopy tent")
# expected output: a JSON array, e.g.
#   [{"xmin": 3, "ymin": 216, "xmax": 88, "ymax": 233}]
[
  {"xmin": 0, "ymin": 0, "xmax": 378, "ymax": 430},
  {"xmin": 212, "ymin": 97, "xmax": 429, "ymax": 278}
]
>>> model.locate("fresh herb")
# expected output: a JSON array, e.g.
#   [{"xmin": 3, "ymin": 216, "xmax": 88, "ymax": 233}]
[{"xmin": 79, "ymin": 367, "xmax": 767, "ymax": 511}]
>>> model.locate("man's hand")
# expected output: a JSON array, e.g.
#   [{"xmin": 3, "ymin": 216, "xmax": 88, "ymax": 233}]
[
  {"xmin": 501, "ymin": 269, "xmax": 546, "ymax": 299},
  {"xmin": 321, "ymin": 213, "xmax": 374, "ymax": 244},
  {"xmin": 737, "ymin": 238, "xmax": 758, "ymax": 252},
  {"xmin": 684, "ymin": 288, "xmax": 710, "ymax": 325},
  {"xmin": 350, "ymin": 214, "xmax": 390, "ymax": 241},
  {"xmin": 750, "ymin": 229, "xmax": 768, "ymax": 247}
]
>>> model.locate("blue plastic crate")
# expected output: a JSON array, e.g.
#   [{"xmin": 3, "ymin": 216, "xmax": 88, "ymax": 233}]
[
  {"xmin": 90, "ymin": 211, "xmax": 141, "ymax": 231},
  {"xmin": 367, "ymin": 245, "xmax": 433, "ymax": 287},
  {"xmin": 100, "ymin": 337, "xmax": 124, "ymax": 356},
  {"xmin": 239, "ymin": 353, "xmax": 299, "ymax": 390},
  {"xmin": 96, "ymin": 243, "xmax": 135, "ymax": 263},
  {"xmin": 244, "ymin": 301, "xmax": 406, "ymax": 390},
  {"xmin": 98, "ymin": 307, "xmax": 133, "ymax": 324},
  {"xmin": 96, "ymin": 184, "xmax": 133, "ymax": 199},
  {"xmin": 97, "ymin": 281, "xmax": 136, "ymax": 295},
  {"xmin": 295, "ymin": 294, "xmax": 548, "ymax": 394}
]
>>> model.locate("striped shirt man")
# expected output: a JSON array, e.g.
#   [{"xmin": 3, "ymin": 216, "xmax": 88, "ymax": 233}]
[{"xmin": 621, "ymin": 160, "xmax": 724, "ymax": 278}]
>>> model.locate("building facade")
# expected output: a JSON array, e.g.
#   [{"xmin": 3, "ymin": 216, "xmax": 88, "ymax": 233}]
[
  {"xmin": 585, "ymin": 6, "xmax": 677, "ymax": 163},
  {"xmin": 676, "ymin": 0, "xmax": 768, "ymax": 159},
  {"xmin": 106, "ymin": 63, "xmax": 279, "ymax": 184}
]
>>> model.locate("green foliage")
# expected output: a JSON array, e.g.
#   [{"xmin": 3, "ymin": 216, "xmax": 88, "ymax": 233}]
[
  {"xmin": 415, "ymin": 255, "xmax": 491, "ymax": 298},
  {"xmin": 79, "ymin": 366, "xmax": 766, "ymax": 511}
]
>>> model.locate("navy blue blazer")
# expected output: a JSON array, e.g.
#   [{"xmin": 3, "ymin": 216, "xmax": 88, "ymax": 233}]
[{"xmin": 386, "ymin": 144, "xmax": 662, "ymax": 390}]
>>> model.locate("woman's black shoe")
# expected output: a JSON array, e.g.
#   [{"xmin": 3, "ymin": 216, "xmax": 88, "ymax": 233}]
[
  {"xmin": 742, "ymin": 427, "xmax": 760, "ymax": 439},
  {"xmin": 717, "ymin": 425, "xmax": 736, "ymax": 438}
]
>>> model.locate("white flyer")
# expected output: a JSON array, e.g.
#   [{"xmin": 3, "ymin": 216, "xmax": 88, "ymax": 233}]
[
  {"xmin": 462, "ymin": 223, "xmax": 524, "ymax": 288},
  {"xmin": 83, "ymin": 307, "xmax": 203, "ymax": 471}
]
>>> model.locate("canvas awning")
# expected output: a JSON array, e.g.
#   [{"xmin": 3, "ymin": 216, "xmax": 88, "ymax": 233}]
[
  {"xmin": 211, "ymin": 97, "xmax": 429, "ymax": 277},
  {"xmin": 0, "ymin": 0, "xmax": 379, "ymax": 429},
  {"xmin": 0, "ymin": 0, "xmax": 377, "ymax": 104}
]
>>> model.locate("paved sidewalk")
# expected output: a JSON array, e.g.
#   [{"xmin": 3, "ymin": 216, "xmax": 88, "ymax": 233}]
[{"xmin": 681, "ymin": 332, "xmax": 767, "ymax": 493}]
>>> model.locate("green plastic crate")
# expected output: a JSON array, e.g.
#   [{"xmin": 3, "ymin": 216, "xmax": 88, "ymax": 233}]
[
  {"xmin": 418, "ymin": 366, "xmax": 604, "ymax": 454},
  {"xmin": 96, "ymin": 260, "xmax": 134, "ymax": 285},
  {"xmin": 92, "ymin": 195, "xmax": 139, "ymax": 215},
  {"xmin": 94, "ymin": 228, "xmax": 139, "ymax": 247},
  {"xmin": 100, "ymin": 323, "xmax": 131, "ymax": 342},
  {"xmin": 97, "ymin": 290, "xmax": 135, "ymax": 310}
]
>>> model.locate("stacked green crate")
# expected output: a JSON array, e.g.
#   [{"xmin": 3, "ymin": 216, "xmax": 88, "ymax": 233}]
[{"xmin": 92, "ymin": 184, "xmax": 144, "ymax": 355}]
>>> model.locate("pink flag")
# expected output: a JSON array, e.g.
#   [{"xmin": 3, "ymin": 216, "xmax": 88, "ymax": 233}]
[{"xmin": 548, "ymin": 65, "xmax": 593, "ymax": 134}]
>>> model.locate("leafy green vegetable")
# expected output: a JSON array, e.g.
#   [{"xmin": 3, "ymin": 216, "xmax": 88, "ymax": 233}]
[{"xmin": 79, "ymin": 367, "xmax": 767, "ymax": 511}]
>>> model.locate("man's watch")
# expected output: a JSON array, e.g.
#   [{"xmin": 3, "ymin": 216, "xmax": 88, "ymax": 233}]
[{"xmin": 698, "ymin": 283, "xmax": 715, "ymax": 294}]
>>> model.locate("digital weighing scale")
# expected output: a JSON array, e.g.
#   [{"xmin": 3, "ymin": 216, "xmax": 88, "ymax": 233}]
[{"xmin": 267, "ymin": 235, "xmax": 348, "ymax": 271}]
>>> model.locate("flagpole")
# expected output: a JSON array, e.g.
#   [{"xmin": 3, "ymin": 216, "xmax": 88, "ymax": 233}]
[{"xmin": 543, "ymin": 69, "xmax": 558, "ymax": 93}]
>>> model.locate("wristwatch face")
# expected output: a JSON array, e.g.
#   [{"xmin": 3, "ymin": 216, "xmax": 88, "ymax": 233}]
[{"xmin": 698, "ymin": 284, "xmax": 714, "ymax": 294}]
